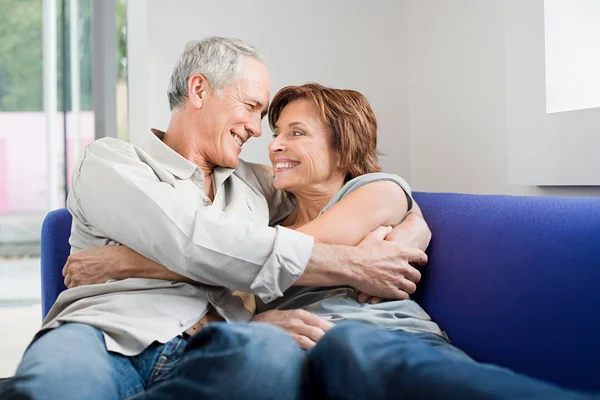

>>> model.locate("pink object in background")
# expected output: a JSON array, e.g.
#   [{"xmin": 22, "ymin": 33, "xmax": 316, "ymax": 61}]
[
  {"xmin": 0, "ymin": 139, "xmax": 7, "ymax": 214},
  {"xmin": 0, "ymin": 112, "xmax": 95, "ymax": 214}
]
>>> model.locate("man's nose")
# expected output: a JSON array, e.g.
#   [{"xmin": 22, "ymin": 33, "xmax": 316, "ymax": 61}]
[{"xmin": 246, "ymin": 117, "xmax": 262, "ymax": 138}]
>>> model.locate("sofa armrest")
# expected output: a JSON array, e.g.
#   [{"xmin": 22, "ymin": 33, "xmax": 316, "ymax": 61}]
[{"xmin": 40, "ymin": 208, "xmax": 72, "ymax": 319}]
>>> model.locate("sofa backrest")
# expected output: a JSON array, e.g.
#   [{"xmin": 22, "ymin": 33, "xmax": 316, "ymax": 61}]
[
  {"xmin": 40, "ymin": 193, "xmax": 600, "ymax": 391},
  {"xmin": 412, "ymin": 192, "xmax": 600, "ymax": 392}
]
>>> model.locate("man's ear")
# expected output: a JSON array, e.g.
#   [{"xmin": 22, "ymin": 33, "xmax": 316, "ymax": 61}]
[{"xmin": 187, "ymin": 73, "xmax": 210, "ymax": 110}]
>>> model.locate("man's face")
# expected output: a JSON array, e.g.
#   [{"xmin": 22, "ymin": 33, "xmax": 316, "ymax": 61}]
[{"xmin": 199, "ymin": 58, "xmax": 270, "ymax": 169}]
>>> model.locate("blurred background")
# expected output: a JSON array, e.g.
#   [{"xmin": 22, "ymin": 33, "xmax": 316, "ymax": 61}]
[
  {"xmin": 1, "ymin": 0, "xmax": 599, "ymax": 377},
  {"xmin": 0, "ymin": 0, "xmax": 127, "ymax": 376}
]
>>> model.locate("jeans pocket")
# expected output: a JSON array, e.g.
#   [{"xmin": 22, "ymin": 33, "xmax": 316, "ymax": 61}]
[{"xmin": 148, "ymin": 336, "xmax": 188, "ymax": 386}]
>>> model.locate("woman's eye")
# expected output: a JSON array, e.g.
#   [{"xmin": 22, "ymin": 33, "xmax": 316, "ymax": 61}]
[{"xmin": 293, "ymin": 131, "xmax": 305, "ymax": 136}]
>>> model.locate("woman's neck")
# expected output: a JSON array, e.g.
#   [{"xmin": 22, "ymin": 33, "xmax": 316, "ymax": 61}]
[{"xmin": 284, "ymin": 179, "xmax": 345, "ymax": 229}]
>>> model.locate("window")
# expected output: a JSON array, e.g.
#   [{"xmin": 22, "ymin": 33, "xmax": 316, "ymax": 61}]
[
  {"xmin": 0, "ymin": 0, "xmax": 127, "ymax": 377},
  {"xmin": 544, "ymin": 0, "xmax": 600, "ymax": 113}
]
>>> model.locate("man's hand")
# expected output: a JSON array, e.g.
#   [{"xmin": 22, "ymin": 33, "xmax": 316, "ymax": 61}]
[
  {"xmin": 252, "ymin": 309, "xmax": 333, "ymax": 350},
  {"xmin": 356, "ymin": 207, "xmax": 432, "ymax": 304},
  {"xmin": 62, "ymin": 246, "xmax": 131, "ymax": 288},
  {"xmin": 63, "ymin": 245, "xmax": 195, "ymax": 288},
  {"xmin": 349, "ymin": 226, "xmax": 426, "ymax": 300}
]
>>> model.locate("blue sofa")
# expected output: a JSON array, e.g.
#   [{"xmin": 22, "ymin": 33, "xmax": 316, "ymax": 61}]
[{"xmin": 40, "ymin": 192, "xmax": 600, "ymax": 393}]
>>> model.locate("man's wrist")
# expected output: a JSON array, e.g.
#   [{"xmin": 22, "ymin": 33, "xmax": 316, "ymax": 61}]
[
  {"xmin": 297, "ymin": 243, "xmax": 356, "ymax": 287},
  {"xmin": 116, "ymin": 246, "xmax": 139, "ymax": 279}
]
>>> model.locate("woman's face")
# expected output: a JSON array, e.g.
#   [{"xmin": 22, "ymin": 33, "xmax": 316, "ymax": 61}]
[{"xmin": 268, "ymin": 99, "xmax": 343, "ymax": 193}]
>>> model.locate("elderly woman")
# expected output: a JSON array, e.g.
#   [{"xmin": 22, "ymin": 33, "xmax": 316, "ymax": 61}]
[{"xmin": 64, "ymin": 84, "xmax": 592, "ymax": 400}]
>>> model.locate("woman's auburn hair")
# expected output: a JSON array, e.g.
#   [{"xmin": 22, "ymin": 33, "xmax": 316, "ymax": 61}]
[{"xmin": 268, "ymin": 83, "xmax": 382, "ymax": 181}]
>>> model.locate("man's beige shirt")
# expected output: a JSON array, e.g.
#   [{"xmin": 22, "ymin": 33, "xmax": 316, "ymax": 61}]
[{"xmin": 41, "ymin": 130, "xmax": 314, "ymax": 356}]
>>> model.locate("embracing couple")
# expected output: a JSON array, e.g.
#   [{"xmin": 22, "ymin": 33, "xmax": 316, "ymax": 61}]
[{"xmin": 1, "ymin": 37, "xmax": 594, "ymax": 400}]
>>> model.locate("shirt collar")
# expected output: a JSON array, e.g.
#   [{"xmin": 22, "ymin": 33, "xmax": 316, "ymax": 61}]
[
  {"xmin": 140, "ymin": 129, "xmax": 237, "ymax": 184},
  {"xmin": 139, "ymin": 129, "xmax": 197, "ymax": 180}
]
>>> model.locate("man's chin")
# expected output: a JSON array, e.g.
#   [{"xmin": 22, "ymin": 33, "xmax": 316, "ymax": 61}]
[{"xmin": 223, "ymin": 156, "xmax": 240, "ymax": 169}]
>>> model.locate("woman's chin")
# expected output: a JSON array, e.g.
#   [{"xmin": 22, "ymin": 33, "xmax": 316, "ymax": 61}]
[{"xmin": 273, "ymin": 177, "xmax": 291, "ymax": 191}]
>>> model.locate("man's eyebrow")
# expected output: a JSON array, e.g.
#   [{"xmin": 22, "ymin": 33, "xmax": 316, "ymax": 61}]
[{"xmin": 256, "ymin": 100, "xmax": 269, "ymax": 119}]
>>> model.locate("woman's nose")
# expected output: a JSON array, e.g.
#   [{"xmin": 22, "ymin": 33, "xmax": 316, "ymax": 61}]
[{"xmin": 268, "ymin": 135, "xmax": 285, "ymax": 153}]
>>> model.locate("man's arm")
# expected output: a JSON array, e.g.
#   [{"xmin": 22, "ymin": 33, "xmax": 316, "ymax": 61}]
[
  {"xmin": 63, "ymin": 245, "xmax": 194, "ymax": 288},
  {"xmin": 64, "ymin": 199, "xmax": 430, "ymax": 290},
  {"xmin": 68, "ymin": 140, "xmax": 424, "ymax": 301},
  {"xmin": 355, "ymin": 202, "xmax": 432, "ymax": 304},
  {"xmin": 385, "ymin": 201, "xmax": 431, "ymax": 252},
  {"xmin": 69, "ymin": 140, "xmax": 312, "ymax": 302}
]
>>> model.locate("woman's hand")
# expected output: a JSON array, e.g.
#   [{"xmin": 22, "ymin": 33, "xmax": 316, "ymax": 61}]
[
  {"xmin": 252, "ymin": 309, "xmax": 333, "ymax": 350},
  {"xmin": 62, "ymin": 246, "xmax": 131, "ymax": 288}
]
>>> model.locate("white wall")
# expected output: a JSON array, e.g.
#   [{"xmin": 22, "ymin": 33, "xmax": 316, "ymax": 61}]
[
  {"xmin": 128, "ymin": 0, "xmax": 600, "ymax": 197},
  {"xmin": 408, "ymin": 0, "xmax": 600, "ymax": 196},
  {"xmin": 128, "ymin": 0, "xmax": 410, "ymax": 177},
  {"xmin": 505, "ymin": 0, "xmax": 600, "ymax": 187},
  {"xmin": 407, "ymin": 0, "xmax": 511, "ymax": 195}
]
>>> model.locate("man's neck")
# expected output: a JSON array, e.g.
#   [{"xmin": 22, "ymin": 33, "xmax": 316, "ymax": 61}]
[{"xmin": 162, "ymin": 113, "xmax": 215, "ymax": 178}]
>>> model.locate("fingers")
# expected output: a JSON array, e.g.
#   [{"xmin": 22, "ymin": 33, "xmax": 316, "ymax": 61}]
[
  {"xmin": 253, "ymin": 309, "xmax": 332, "ymax": 349},
  {"xmin": 289, "ymin": 310, "xmax": 331, "ymax": 349},
  {"xmin": 398, "ymin": 278, "xmax": 417, "ymax": 295},
  {"xmin": 297, "ymin": 309, "xmax": 333, "ymax": 332},
  {"xmin": 402, "ymin": 247, "xmax": 428, "ymax": 266},
  {"xmin": 62, "ymin": 258, "xmax": 70, "ymax": 278},
  {"xmin": 384, "ymin": 287, "xmax": 410, "ymax": 301},
  {"xmin": 360, "ymin": 226, "xmax": 393, "ymax": 246},
  {"xmin": 356, "ymin": 292, "xmax": 370, "ymax": 303},
  {"xmin": 292, "ymin": 334, "xmax": 316, "ymax": 350},
  {"xmin": 64, "ymin": 274, "xmax": 72, "ymax": 288},
  {"xmin": 295, "ymin": 323, "xmax": 327, "ymax": 344},
  {"xmin": 402, "ymin": 266, "xmax": 422, "ymax": 286}
]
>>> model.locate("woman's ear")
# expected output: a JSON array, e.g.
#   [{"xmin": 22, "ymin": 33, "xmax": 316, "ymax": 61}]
[{"xmin": 187, "ymin": 74, "xmax": 209, "ymax": 110}]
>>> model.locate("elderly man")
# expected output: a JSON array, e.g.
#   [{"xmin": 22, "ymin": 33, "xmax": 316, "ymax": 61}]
[{"xmin": 0, "ymin": 38, "xmax": 425, "ymax": 400}]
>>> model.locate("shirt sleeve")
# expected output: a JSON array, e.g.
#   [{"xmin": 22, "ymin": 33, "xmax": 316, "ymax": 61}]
[
  {"xmin": 320, "ymin": 173, "xmax": 414, "ymax": 217},
  {"xmin": 68, "ymin": 140, "xmax": 313, "ymax": 302}
]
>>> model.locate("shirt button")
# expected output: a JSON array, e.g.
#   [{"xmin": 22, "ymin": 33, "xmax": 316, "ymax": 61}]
[
  {"xmin": 203, "ymin": 197, "xmax": 211, "ymax": 204},
  {"xmin": 180, "ymin": 320, "xmax": 187, "ymax": 326}
]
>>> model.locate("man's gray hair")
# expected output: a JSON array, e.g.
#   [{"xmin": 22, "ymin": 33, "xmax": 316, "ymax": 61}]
[{"xmin": 167, "ymin": 37, "xmax": 262, "ymax": 111}]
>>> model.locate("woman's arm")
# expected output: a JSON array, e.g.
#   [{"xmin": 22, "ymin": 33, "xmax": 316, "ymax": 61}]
[{"xmin": 296, "ymin": 180, "xmax": 410, "ymax": 246}]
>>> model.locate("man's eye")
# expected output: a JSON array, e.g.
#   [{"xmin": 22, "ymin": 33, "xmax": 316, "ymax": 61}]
[{"xmin": 247, "ymin": 103, "xmax": 256, "ymax": 110}]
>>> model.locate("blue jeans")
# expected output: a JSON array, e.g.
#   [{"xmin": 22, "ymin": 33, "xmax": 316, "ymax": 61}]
[
  {"xmin": 305, "ymin": 322, "xmax": 599, "ymax": 400},
  {"xmin": 139, "ymin": 322, "xmax": 305, "ymax": 400},
  {"xmin": 0, "ymin": 322, "xmax": 188, "ymax": 399},
  {"xmin": 0, "ymin": 322, "xmax": 305, "ymax": 400}
]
